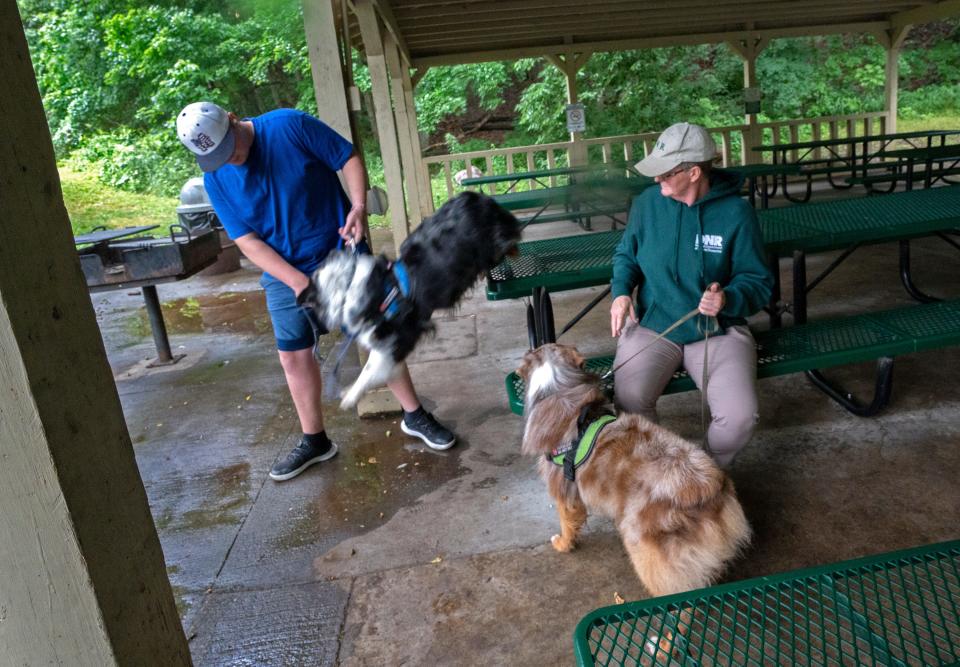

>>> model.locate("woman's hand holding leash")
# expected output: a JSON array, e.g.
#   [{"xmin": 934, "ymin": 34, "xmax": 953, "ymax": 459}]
[
  {"xmin": 699, "ymin": 282, "xmax": 725, "ymax": 317},
  {"xmin": 610, "ymin": 295, "xmax": 637, "ymax": 337}
]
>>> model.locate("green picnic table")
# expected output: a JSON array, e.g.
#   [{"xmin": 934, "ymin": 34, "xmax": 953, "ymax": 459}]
[
  {"xmin": 572, "ymin": 539, "xmax": 960, "ymax": 666},
  {"xmin": 731, "ymin": 162, "xmax": 802, "ymax": 209},
  {"xmin": 461, "ymin": 164, "xmax": 634, "ymax": 193},
  {"xmin": 752, "ymin": 129, "xmax": 960, "ymax": 201},
  {"xmin": 869, "ymin": 143, "xmax": 960, "ymax": 191},
  {"xmin": 491, "ymin": 175, "xmax": 654, "ymax": 231},
  {"xmin": 487, "ymin": 186, "xmax": 960, "ymax": 345}
]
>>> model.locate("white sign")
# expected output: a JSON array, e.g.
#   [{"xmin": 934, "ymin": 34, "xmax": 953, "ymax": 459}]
[{"xmin": 565, "ymin": 103, "xmax": 586, "ymax": 133}]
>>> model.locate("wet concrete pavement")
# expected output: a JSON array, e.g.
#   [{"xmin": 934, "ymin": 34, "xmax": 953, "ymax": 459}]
[{"xmin": 93, "ymin": 193, "xmax": 960, "ymax": 665}]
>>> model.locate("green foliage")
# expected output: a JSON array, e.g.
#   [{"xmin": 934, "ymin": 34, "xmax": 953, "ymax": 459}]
[
  {"xmin": 413, "ymin": 61, "xmax": 524, "ymax": 133},
  {"xmin": 20, "ymin": 0, "xmax": 313, "ymax": 195},
  {"xmin": 16, "ymin": 0, "xmax": 960, "ymax": 204}
]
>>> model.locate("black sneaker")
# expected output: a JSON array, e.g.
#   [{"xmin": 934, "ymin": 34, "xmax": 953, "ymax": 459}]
[
  {"xmin": 401, "ymin": 411, "xmax": 456, "ymax": 450},
  {"xmin": 269, "ymin": 439, "xmax": 338, "ymax": 481}
]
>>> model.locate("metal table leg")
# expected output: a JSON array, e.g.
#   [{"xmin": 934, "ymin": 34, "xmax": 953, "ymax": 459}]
[
  {"xmin": 899, "ymin": 240, "xmax": 940, "ymax": 303},
  {"xmin": 142, "ymin": 285, "xmax": 185, "ymax": 367},
  {"xmin": 805, "ymin": 357, "xmax": 895, "ymax": 417},
  {"xmin": 792, "ymin": 250, "xmax": 807, "ymax": 325}
]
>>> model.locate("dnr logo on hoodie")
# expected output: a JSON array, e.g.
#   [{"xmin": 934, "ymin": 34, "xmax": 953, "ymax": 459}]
[{"xmin": 695, "ymin": 234, "xmax": 724, "ymax": 253}]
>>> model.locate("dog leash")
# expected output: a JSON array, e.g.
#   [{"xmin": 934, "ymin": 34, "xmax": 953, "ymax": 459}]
[
  {"xmin": 602, "ymin": 306, "xmax": 719, "ymax": 442},
  {"xmin": 322, "ymin": 237, "xmax": 362, "ymax": 393},
  {"xmin": 601, "ymin": 307, "xmax": 702, "ymax": 380}
]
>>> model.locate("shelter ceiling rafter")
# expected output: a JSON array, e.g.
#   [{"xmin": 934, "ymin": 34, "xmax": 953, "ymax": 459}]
[
  {"xmin": 334, "ymin": 0, "xmax": 960, "ymax": 66},
  {"xmin": 410, "ymin": 21, "xmax": 894, "ymax": 66}
]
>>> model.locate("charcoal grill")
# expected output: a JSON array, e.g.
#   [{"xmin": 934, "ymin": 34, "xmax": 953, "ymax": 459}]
[{"xmin": 76, "ymin": 225, "xmax": 221, "ymax": 365}]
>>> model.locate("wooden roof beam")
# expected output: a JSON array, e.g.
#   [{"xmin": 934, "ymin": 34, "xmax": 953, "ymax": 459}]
[
  {"xmin": 412, "ymin": 21, "xmax": 889, "ymax": 66},
  {"xmin": 890, "ymin": 0, "xmax": 960, "ymax": 27},
  {"xmin": 397, "ymin": 0, "xmax": 913, "ymax": 25},
  {"xmin": 346, "ymin": 0, "xmax": 413, "ymax": 66}
]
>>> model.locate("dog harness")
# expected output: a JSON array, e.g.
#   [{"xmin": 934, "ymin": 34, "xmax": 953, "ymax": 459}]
[
  {"xmin": 380, "ymin": 261, "xmax": 411, "ymax": 320},
  {"xmin": 547, "ymin": 407, "xmax": 617, "ymax": 481}
]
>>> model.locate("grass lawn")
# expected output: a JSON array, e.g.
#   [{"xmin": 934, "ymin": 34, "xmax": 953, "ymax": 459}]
[
  {"xmin": 60, "ymin": 164, "xmax": 181, "ymax": 236},
  {"xmin": 897, "ymin": 115, "xmax": 960, "ymax": 133}
]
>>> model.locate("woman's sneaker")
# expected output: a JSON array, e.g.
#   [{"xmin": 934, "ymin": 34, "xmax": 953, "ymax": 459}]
[
  {"xmin": 401, "ymin": 411, "xmax": 456, "ymax": 450},
  {"xmin": 269, "ymin": 438, "xmax": 338, "ymax": 481}
]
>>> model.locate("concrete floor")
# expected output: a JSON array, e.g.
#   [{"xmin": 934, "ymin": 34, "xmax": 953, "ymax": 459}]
[{"xmin": 94, "ymin": 186, "xmax": 960, "ymax": 666}]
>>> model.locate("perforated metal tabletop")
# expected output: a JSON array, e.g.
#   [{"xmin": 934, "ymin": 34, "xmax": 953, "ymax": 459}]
[{"xmin": 574, "ymin": 540, "xmax": 960, "ymax": 666}]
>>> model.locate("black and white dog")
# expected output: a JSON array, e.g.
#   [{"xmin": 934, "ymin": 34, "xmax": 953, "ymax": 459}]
[{"xmin": 298, "ymin": 191, "xmax": 521, "ymax": 408}]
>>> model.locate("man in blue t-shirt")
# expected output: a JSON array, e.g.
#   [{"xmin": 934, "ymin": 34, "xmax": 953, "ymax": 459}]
[{"xmin": 176, "ymin": 102, "xmax": 456, "ymax": 481}]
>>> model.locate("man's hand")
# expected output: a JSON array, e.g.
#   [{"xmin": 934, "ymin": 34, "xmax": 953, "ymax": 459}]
[
  {"xmin": 610, "ymin": 295, "xmax": 637, "ymax": 337},
  {"xmin": 340, "ymin": 204, "xmax": 367, "ymax": 245},
  {"xmin": 699, "ymin": 282, "xmax": 726, "ymax": 317}
]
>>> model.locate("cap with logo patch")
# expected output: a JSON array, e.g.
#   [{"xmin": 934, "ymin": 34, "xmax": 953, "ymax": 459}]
[
  {"xmin": 176, "ymin": 102, "xmax": 236, "ymax": 173},
  {"xmin": 634, "ymin": 122, "xmax": 717, "ymax": 178}
]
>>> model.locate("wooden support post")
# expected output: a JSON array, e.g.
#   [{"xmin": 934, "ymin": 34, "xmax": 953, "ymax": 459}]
[
  {"xmin": 404, "ymin": 66, "xmax": 435, "ymax": 217},
  {"xmin": 875, "ymin": 26, "xmax": 910, "ymax": 134},
  {"xmin": 1, "ymin": 4, "xmax": 191, "ymax": 664},
  {"xmin": 728, "ymin": 35, "xmax": 767, "ymax": 164},
  {"xmin": 384, "ymin": 32, "xmax": 422, "ymax": 229},
  {"xmin": 546, "ymin": 51, "xmax": 592, "ymax": 167},
  {"xmin": 302, "ymin": 0, "xmax": 352, "ymax": 141},
  {"xmin": 355, "ymin": 0, "xmax": 409, "ymax": 245}
]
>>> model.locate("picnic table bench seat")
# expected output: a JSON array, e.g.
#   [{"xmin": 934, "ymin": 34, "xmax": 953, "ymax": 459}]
[
  {"xmin": 504, "ymin": 298, "xmax": 960, "ymax": 416},
  {"xmin": 847, "ymin": 166, "xmax": 960, "ymax": 191},
  {"xmin": 573, "ymin": 539, "xmax": 960, "ymax": 666}
]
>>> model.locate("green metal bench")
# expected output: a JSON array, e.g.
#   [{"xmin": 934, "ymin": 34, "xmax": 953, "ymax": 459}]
[
  {"xmin": 573, "ymin": 539, "xmax": 960, "ymax": 666},
  {"xmin": 504, "ymin": 299, "xmax": 960, "ymax": 416}
]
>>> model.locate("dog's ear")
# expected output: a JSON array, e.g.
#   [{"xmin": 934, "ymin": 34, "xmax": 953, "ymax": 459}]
[{"xmin": 296, "ymin": 281, "xmax": 318, "ymax": 309}]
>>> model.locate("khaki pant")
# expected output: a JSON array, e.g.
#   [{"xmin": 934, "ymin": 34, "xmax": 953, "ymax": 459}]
[{"xmin": 613, "ymin": 321, "xmax": 759, "ymax": 467}]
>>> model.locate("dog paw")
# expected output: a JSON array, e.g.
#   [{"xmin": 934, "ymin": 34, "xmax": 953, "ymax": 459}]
[{"xmin": 550, "ymin": 534, "xmax": 575, "ymax": 553}]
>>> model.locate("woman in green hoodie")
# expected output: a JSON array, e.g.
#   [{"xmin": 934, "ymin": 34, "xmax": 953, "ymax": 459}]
[{"xmin": 610, "ymin": 123, "xmax": 774, "ymax": 467}]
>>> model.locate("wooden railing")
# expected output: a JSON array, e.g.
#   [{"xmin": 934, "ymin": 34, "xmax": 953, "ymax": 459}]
[{"xmin": 419, "ymin": 111, "xmax": 891, "ymax": 207}]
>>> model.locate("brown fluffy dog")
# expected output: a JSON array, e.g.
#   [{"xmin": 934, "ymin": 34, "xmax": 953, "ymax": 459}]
[{"xmin": 518, "ymin": 344, "xmax": 751, "ymax": 597}]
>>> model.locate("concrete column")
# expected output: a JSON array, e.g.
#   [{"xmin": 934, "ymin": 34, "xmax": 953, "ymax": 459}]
[
  {"xmin": 355, "ymin": 0, "xmax": 410, "ymax": 245},
  {"xmin": 1, "ymin": 4, "xmax": 191, "ymax": 665},
  {"xmin": 302, "ymin": 0, "xmax": 352, "ymax": 141},
  {"xmin": 383, "ymin": 32, "xmax": 422, "ymax": 228}
]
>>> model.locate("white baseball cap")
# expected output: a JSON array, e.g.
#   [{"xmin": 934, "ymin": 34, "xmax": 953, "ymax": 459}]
[
  {"xmin": 634, "ymin": 122, "xmax": 717, "ymax": 177},
  {"xmin": 176, "ymin": 102, "xmax": 236, "ymax": 172}
]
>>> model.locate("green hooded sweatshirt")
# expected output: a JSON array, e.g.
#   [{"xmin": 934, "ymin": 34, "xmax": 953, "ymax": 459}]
[{"xmin": 611, "ymin": 168, "xmax": 773, "ymax": 344}]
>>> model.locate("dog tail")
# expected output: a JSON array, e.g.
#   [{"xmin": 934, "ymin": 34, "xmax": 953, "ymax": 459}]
[{"xmin": 626, "ymin": 479, "xmax": 751, "ymax": 597}]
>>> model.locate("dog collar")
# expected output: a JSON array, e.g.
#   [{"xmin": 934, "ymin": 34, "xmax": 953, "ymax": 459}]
[
  {"xmin": 547, "ymin": 409, "xmax": 616, "ymax": 481},
  {"xmin": 380, "ymin": 260, "xmax": 411, "ymax": 319}
]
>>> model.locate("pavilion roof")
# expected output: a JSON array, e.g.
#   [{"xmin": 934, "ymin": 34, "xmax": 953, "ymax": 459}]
[{"xmin": 342, "ymin": 0, "xmax": 960, "ymax": 66}]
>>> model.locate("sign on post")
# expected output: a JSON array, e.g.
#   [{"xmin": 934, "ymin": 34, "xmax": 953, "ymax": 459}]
[
  {"xmin": 566, "ymin": 103, "xmax": 586, "ymax": 133},
  {"xmin": 744, "ymin": 87, "xmax": 762, "ymax": 115}
]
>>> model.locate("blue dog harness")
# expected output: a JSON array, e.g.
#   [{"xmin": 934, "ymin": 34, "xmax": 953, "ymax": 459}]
[{"xmin": 380, "ymin": 260, "xmax": 411, "ymax": 320}]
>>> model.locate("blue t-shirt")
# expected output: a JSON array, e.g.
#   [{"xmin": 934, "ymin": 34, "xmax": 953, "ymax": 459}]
[{"xmin": 204, "ymin": 109, "xmax": 353, "ymax": 273}]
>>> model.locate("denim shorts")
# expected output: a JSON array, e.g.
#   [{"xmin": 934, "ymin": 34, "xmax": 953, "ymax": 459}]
[{"xmin": 260, "ymin": 240, "xmax": 370, "ymax": 352}]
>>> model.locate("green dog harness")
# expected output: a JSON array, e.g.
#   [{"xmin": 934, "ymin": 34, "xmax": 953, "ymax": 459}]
[{"xmin": 548, "ymin": 408, "xmax": 617, "ymax": 481}]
